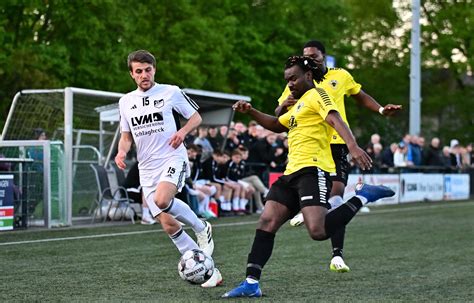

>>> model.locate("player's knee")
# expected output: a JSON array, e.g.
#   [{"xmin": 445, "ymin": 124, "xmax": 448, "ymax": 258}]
[
  {"xmin": 307, "ymin": 226, "xmax": 327, "ymax": 241},
  {"xmin": 154, "ymin": 193, "xmax": 171, "ymax": 209}
]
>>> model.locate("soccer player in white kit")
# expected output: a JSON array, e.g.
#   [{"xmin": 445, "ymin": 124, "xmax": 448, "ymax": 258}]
[{"xmin": 115, "ymin": 50, "xmax": 221, "ymax": 287}]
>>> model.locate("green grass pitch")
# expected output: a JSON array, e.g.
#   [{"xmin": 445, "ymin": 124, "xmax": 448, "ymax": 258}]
[{"xmin": 1, "ymin": 200, "xmax": 473, "ymax": 302}]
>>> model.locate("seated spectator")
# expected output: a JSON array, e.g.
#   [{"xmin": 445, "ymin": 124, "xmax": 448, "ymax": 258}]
[
  {"xmin": 238, "ymin": 146, "xmax": 268, "ymax": 213},
  {"xmin": 226, "ymin": 149, "xmax": 255, "ymax": 214},
  {"xmin": 121, "ymin": 162, "xmax": 156, "ymax": 225},
  {"xmin": 423, "ymin": 137, "xmax": 443, "ymax": 166}
]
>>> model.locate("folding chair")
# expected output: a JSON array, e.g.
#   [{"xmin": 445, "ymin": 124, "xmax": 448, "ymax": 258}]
[{"xmin": 90, "ymin": 164, "xmax": 135, "ymax": 224}]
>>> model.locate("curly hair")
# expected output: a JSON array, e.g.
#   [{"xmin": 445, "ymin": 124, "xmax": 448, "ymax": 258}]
[{"xmin": 285, "ymin": 56, "xmax": 325, "ymax": 84}]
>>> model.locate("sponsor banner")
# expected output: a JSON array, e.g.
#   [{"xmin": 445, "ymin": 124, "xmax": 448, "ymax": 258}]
[
  {"xmin": 444, "ymin": 174, "xmax": 470, "ymax": 200},
  {"xmin": 0, "ymin": 175, "xmax": 14, "ymax": 231},
  {"xmin": 0, "ymin": 217, "xmax": 14, "ymax": 230},
  {"xmin": 363, "ymin": 174, "xmax": 400, "ymax": 205},
  {"xmin": 399, "ymin": 173, "xmax": 444, "ymax": 203},
  {"xmin": 0, "ymin": 207, "xmax": 14, "ymax": 217}
]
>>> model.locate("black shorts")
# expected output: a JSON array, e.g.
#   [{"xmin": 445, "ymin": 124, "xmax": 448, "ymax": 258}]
[
  {"xmin": 330, "ymin": 144, "xmax": 350, "ymax": 185},
  {"xmin": 265, "ymin": 167, "xmax": 332, "ymax": 218}
]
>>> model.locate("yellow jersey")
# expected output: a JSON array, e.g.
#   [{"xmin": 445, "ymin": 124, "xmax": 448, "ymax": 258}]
[
  {"xmin": 278, "ymin": 87, "xmax": 339, "ymax": 175},
  {"xmin": 278, "ymin": 67, "xmax": 361, "ymax": 144}
]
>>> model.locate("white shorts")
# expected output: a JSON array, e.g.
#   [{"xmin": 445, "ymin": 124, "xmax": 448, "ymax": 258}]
[{"xmin": 141, "ymin": 157, "xmax": 190, "ymax": 217}]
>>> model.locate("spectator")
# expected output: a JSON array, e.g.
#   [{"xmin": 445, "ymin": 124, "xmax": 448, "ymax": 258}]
[
  {"xmin": 273, "ymin": 137, "xmax": 288, "ymax": 171},
  {"xmin": 207, "ymin": 126, "xmax": 222, "ymax": 151},
  {"xmin": 184, "ymin": 128, "xmax": 197, "ymax": 146},
  {"xmin": 407, "ymin": 135, "xmax": 422, "ymax": 166},
  {"xmin": 418, "ymin": 136, "xmax": 426, "ymax": 164},
  {"xmin": 372, "ymin": 143, "xmax": 384, "ymax": 172},
  {"xmin": 226, "ymin": 149, "xmax": 254, "ymax": 214},
  {"xmin": 238, "ymin": 146, "xmax": 268, "ymax": 213},
  {"xmin": 381, "ymin": 143, "xmax": 397, "ymax": 167},
  {"xmin": 194, "ymin": 126, "xmax": 214, "ymax": 162},
  {"xmin": 465, "ymin": 143, "xmax": 473, "ymax": 167},
  {"xmin": 234, "ymin": 121, "xmax": 247, "ymax": 136},
  {"xmin": 240, "ymin": 120, "xmax": 259, "ymax": 150},
  {"xmin": 121, "ymin": 162, "xmax": 156, "ymax": 225},
  {"xmin": 423, "ymin": 137, "xmax": 444, "ymax": 166},
  {"xmin": 224, "ymin": 128, "xmax": 244, "ymax": 153},
  {"xmin": 394, "ymin": 142, "xmax": 408, "ymax": 167},
  {"xmin": 441, "ymin": 146, "xmax": 452, "ymax": 168},
  {"xmin": 449, "ymin": 139, "xmax": 463, "ymax": 168}
]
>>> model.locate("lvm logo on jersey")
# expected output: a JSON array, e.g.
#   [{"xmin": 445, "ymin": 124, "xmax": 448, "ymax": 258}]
[{"xmin": 131, "ymin": 112, "xmax": 164, "ymax": 126}]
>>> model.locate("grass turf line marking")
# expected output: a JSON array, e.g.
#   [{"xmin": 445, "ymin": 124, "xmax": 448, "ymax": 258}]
[{"xmin": 1, "ymin": 201, "xmax": 471, "ymax": 246}]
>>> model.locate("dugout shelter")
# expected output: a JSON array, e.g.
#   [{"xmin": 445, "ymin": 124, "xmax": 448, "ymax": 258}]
[{"xmin": 0, "ymin": 87, "xmax": 250, "ymax": 228}]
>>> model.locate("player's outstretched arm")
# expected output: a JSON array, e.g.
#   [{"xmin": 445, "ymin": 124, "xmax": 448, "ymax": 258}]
[
  {"xmin": 325, "ymin": 110, "xmax": 372, "ymax": 171},
  {"xmin": 233, "ymin": 100, "xmax": 288, "ymax": 133},
  {"xmin": 169, "ymin": 111, "xmax": 202, "ymax": 149},
  {"xmin": 115, "ymin": 132, "xmax": 133, "ymax": 170},
  {"xmin": 352, "ymin": 90, "xmax": 402, "ymax": 116}
]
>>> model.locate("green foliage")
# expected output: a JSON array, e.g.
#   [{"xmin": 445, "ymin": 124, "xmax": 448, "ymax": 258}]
[{"xmin": 0, "ymin": 0, "xmax": 473, "ymax": 144}]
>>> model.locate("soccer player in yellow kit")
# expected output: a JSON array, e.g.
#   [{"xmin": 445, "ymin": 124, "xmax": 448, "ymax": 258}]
[
  {"xmin": 275, "ymin": 40, "xmax": 402, "ymax": 273},
  {"xmin": 222, "ymin": 56, "xmax": 394, "ymax": 298}
]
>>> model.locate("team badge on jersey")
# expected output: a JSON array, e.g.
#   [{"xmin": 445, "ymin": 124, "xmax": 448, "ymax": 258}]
[
  {"xmin": 296, "ymin": 102, "xmax": 304, "ymax": 112},
  {"xmin": 330, "ymin": 80, "xmax": 338, "ymax": 89},
  {"xmin": 154, "ymin": 99, "xmax": 164, "ymax": 108}
]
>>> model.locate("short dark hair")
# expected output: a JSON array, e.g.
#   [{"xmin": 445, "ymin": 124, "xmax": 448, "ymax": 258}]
[
  {"xmin": 127, "ymin": 50, "xmax": 156, "ymax": 71},
  {"xmin": 285, "ymin": 55, "xmax": 325, "ymax": 83},
  {"xmin": 303, "ymin": 40, "xmax": 326, "ymax": 54}
]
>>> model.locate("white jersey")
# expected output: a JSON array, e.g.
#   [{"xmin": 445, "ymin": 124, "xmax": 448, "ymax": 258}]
[{"xmin": 119, "ymin": 83, "xmax": 199, "ymax": 172}]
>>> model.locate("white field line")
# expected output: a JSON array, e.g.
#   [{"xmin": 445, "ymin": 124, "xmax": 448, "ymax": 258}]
[{"xmin": 0, "ymin": 201, "xmax": 472, "ymax": 247}]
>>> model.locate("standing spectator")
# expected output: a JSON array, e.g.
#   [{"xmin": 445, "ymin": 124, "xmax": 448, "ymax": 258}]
[
  {"xmin": 407, "ymin": 135, "xmax": 422, "ymax": 166},
  {"xmin": 418, "ymin": 136, "xmax": 426, "ymax": 164},
  {"xmin": 184, "ymin": 128, "xmax": 197, "ymax": 147},
  {"xmin": 372, "ymin": 143, "xmax": 384, "ymax": 173},
  {"xmin": 465, "ymin": 143, "xmax": 473, "ymax": 167},
  {"xmin": 423, "ymin": 137, "xmax": 444, "ymax": 166},
  {"xmin": 381, "ymin": 143, "xmax": 397, "ymax": 167},
  {"xmin": 449, "ymin": 139, "xmax": 463, "ymax": 168},
  {"xmin": 441, "ymin": 146, "xmax": 453, "ymax": 168},
  {"xmin": 394, "ymin": 142, "xmax": 408, "ymax": 167},
  {"xmin": 224, "ymin": 128, "xmax": 243, "ymax": 153},
  {"xmin": 207, "ymin": 126, "xmax": 222, "ymax": 151},
  {"xmin": 194, "ymin": 126, "xmax": 214, "ymax": 162},
  {"xmin": 240, "ymin": 120, "xmax": 259, "ymax": 150}
]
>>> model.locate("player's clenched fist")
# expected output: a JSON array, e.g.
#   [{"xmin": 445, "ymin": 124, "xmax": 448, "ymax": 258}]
[{"xmin": 232, "ymin": 100, "xmax": 252, "ymax": 113}]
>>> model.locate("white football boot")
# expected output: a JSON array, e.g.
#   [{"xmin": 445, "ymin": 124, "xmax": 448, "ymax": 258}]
[
  {"xmin": 289, "ymin": 212, "xmax": 304, "ymax": 226},
  {"xmin": 329, "ymin": 256, "xmax": 350, "ymax": 273},
  {"xmin": 201, "ymin": 268, "xmax": 223, "ymax": 288},
  {"xmin": 196, "ymin": 221, "xmax": 214, "ymax": 256}
]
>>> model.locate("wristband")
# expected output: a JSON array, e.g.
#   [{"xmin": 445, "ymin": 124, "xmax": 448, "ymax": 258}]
[{"xmin": 378, "ymin": 107, "xmax": 385, "ymax": 115}]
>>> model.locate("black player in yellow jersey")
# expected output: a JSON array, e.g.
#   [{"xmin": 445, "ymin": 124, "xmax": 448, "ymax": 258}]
[
  {"xmin": 222, "ymin": 56, "xmax": 395, "ymax": 298},
  {"xmin": 275, "ymin": 40, "xmax": 402, "ymax": 273}
]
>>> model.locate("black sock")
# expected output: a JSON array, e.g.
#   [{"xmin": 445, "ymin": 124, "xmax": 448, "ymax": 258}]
[
  {"xmin": 331, "ymin": 226, "xmax": 345, "ymax": 258},
  {"xmin": 325, "ymin": 196, "xmax": 362, "ymax": 237},
  {"xmin": 246, "ymin": 229, "xmax": 275, "ymax": 280}
]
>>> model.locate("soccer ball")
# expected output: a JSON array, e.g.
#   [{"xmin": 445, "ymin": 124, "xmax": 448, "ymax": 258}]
[{"xmin": 178, "ymin": 249, "xmax": 214, "ymax": 284}]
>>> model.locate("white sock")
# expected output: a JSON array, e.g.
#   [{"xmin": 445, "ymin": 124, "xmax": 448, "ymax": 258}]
[
  {"xmin": 246, "ymin": 277, "xmax": 259, "ymax": 284},
  {"xmin": 169, "ymin": 228, "xmax": 199, "ymax": 255},
  {"xmin": 142, "ymin": 206, "xmax": 151, "ymax": 219},
  {"xmin": 165, "ymin": 198, "xmax": 205, "ymax": 233},
  {"xmin": 239, "ymin": 198, "xmax": 248, "ymax": 210},
  {"xmin": 232, "ymin": 197, "xmax": 239, "ymax": 211},
  {"xmin": 202, "ymin": 195, "xmax": 210, "ymax": 212},
  {"xmin": 328, "ymin": 196, "xmax": 344, "ymax": 212},
  {"xmin": 223, "ymin": 201, "xmax": 231, "ymax": 211},
  {"xmin": 355, "ymin": 195, "xmax": 368, "ymax": 205}
]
